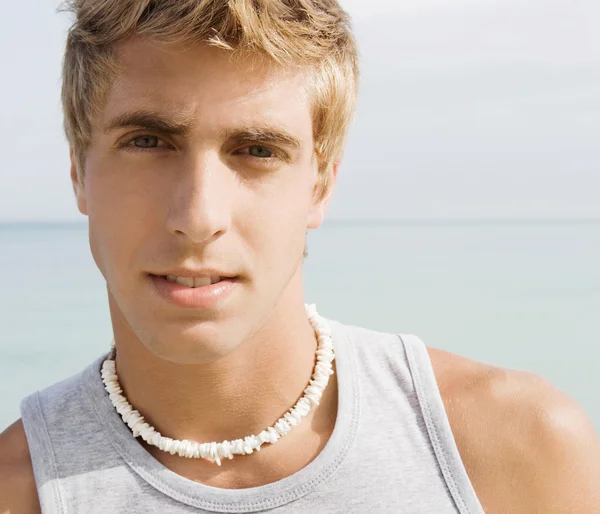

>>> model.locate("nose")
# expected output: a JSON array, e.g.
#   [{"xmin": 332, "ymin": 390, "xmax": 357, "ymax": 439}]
[{"xmin": 165, "ymin": 153, "xmax": 232, "ymax": 244}]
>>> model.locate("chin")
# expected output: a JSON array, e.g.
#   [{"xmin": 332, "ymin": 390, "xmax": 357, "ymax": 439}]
[{"xmin": 137, "ymin": 318, "xmax": 243, "ymax": 365}]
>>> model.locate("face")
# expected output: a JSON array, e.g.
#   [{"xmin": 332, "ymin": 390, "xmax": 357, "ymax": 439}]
[{"xmin": 71, "ymin": 40, "xmax": 337, "ymax": 364}]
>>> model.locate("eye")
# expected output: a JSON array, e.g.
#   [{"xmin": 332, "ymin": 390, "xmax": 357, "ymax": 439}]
[
  {"xmin": 119, "ymin": 134, "xmax": 173, "ymax": 152},
  {"xmin": 247, "ymin": 145, "xmax": 273, "ymax": 158},
  {"xmin": 130, "ymin": 135, "xmax": 162, "ymax": 149}
]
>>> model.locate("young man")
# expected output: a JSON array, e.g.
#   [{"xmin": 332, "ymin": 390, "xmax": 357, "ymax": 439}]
[{"xmin": 1, "ymin": 0, "xmax": 599, "ymax": 512}]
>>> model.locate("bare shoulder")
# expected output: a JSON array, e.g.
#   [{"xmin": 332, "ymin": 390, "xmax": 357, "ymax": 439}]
[
  {"xmin": 427, "ymin": 346, "xmax": 600, "ymax": 514},
  {"xmin": 0, "ymin": 419, "xmax": 41, "ymax": 514}
]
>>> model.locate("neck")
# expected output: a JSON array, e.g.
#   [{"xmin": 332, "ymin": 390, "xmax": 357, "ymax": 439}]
[{"xmin": 108, "ymin": 273, "xmax": 329, "ymax": 448}]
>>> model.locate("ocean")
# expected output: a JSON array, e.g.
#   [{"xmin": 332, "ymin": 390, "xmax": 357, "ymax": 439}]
[{"xmin": 1, "ymin": 220, "xmax": 598, "ymax": 431}]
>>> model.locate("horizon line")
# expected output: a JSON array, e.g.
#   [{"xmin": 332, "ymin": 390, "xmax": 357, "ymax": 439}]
[{"xmin": 1, "ymin": 217, "xmax": 600, "ymax": 226}]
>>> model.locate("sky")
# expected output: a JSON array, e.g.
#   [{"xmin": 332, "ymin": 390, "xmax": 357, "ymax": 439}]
[{"xmin": 0, "ymin": 0, "xmax": 598, "ymax": 221}]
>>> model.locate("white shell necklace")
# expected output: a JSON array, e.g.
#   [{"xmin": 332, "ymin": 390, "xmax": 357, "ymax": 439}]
[{"xmin": 101, "ymin": 304, "xmax": 335, "ymax": 466}]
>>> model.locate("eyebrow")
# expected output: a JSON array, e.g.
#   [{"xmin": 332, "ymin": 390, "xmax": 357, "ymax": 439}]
[
  {"xmin": 103, "ymin": 110, "xmax": 193, "ymax": 136},
  {"xmin": 102, "ymin": 110, "xmax": 303, "ymax": 149},
  {"xmin": 220, "ymin": 126, "xmax": 302, "ymax": 150}
]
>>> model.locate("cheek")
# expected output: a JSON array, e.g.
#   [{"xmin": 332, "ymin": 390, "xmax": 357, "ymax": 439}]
[
  {"xmin": 245, "ymin": 175, "xmax": 313, "ymax": 257},
  {"xmin": 84, "ymin": 154, "xmax": 155, "ymax": 278},
  {"xmin": 256, "ymin": 167, "xmax": 313, "ymax": 216},
  {"xmin": 86, "ymin": 151, "xmax": 168, "ymax": 227}
]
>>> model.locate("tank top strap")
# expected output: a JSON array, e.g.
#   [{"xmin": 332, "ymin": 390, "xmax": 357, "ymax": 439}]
[
  {"xmin": 399, "ymin": 334, "xmax": 485, "ymax": 514},
  {"xmin": 21, "ymin": 390, "xmax": 68, "ymax": 513}
]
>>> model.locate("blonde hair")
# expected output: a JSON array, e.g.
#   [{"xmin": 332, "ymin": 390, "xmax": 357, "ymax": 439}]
[{"xmin": 60, "ymin": 0, "xmax": 359, "ymax": 199}]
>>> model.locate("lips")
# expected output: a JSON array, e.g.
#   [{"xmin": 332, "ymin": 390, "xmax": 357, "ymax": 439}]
[
  {"xmin": 149, "ymin": 274, "xmax": 238, "ymax": 309},
  {"xmin": 163, "ymin": 275, "xmax": 224, "ymax": 288}
]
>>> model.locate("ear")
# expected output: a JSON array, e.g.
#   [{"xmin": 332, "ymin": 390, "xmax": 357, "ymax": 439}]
[
  {"xmin": 70, "ymin": 149, "xmax": 88, "ymax": 216},
  {"xmin": 307, "ymin": 162, "xmax": 339, "ymax": 229}
]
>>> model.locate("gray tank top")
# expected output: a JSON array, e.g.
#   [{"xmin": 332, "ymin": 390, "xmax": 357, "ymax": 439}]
[{"xmin": 20, "ymin": 320, "xmax": 485, "ymax": 513}]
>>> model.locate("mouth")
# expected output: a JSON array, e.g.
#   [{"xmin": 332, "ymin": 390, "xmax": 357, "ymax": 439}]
[
  {"xmin": 148, "ymin": 273, "xmax": 239, "ymax": 309},
  {"xmin": 161, "ymin": 275, "xmax": 232, "ymax": 288}
]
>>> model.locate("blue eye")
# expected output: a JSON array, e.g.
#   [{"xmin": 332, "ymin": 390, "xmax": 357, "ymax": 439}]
[
  {"xmin": 131, "ymin": 136, "xmax": 160, "ymax": 148},
  {"xmin": 248, "ymin": 145, "xmax": 273, "ymax": 158}
]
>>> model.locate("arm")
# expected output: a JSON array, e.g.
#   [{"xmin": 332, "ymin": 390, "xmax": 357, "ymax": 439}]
[
  {"xmin": 0, "ymin": 420, "xmax": 41, "ymax": 514},
  {"xmin": 430, "ymin": 348, "xmax": 600, "ymax": 513},
  {"xmin": 507, "ymin": 373, "xmax": 600, "ymax": 512}
]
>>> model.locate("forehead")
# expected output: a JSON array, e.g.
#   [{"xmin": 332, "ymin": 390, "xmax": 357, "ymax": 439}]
[{"xmin": 98, "ymin": 39, "xmax": 314, "ymax": 138}]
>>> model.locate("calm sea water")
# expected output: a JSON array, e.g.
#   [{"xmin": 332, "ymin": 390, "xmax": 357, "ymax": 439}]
[{"xmin": 1, "ymin": 221, "xmax": 599, "ymax": 431}]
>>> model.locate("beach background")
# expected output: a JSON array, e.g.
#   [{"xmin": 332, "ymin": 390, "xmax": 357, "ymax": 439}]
[
  {"xmin": 1, "ymin": 0, "xmax": 599, "ymax": 434},
  {"xmin": 1, "ymin": 220, "xmax": 599, "ymax": 431}
]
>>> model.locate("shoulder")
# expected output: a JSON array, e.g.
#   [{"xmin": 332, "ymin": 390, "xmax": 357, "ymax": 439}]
[
  {"xmin": 428, "ymin": 347, "xmax": 600, "ymax": 513},
  {"xmin": 0, "ymin": 419, "xmax": 41, "ymax": 514}
]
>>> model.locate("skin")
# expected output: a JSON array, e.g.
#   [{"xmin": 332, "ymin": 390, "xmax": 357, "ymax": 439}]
[{"xmin": 1, "ymin": 39, "xmax": 600, "ymax": 513}]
